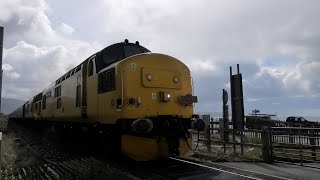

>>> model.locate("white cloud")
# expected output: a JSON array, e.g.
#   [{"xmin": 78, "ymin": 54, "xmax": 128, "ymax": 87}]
[
  {"xmin": 6, "ymin": 71, "xmax": 20, "ymax": 79},
  {"xmin": 0, "ymin": 0, "xmax": 98, "ymax": 100},
  {"xmin": 2, "ymin": 63, "xmax": 21, "ymax": 81},
  {"xmin": 283, "ymin": 60, "xmax": 320, "ymax": 96},
  {"xmin": 2, "ymin": 64, "xmax": 13, "ymax": 71},
  {"xmin": 57, "ymin": 23, "xmax": 74, "ymax": 35}
]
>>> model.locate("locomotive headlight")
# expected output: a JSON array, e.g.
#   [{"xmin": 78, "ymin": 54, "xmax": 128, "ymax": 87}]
[
  {"xmin": 159, "ymin": 91, "xmax": 171, "ymax": 102},
  {"xmin": 173, "ymin": 76, "xmax": 179, "ymax": 83},
  {"xmin": 146, "ymin": 73, "xmax": 153, "ymax": 81}
]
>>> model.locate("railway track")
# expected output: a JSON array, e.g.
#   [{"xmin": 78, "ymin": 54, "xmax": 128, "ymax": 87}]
[
  {"xmin": 2, "ymin": 121, "xmax": 137, "ymax": 180},
  {"xmin": 2, "ymin": 157, "xmax": 132, "ymax": 180},
  {"xmin": 2, "ymin": 120, "xmax": 292, "ymax": 180}
]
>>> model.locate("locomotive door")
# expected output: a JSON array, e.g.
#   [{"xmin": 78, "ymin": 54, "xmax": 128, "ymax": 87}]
[
  {"xmin": 37, "ymin": 102, "xmax": 41, "ymax": 115},
  {"xmin": 86, "ymin": 58, "xmax": 99, "ymax": 121},
  {"xmin": 97, "ymin": 68, "xmax": 117, "ymax": 124}
]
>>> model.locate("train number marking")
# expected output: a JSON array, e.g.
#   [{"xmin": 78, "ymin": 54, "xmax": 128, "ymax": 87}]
[{"xmin": 131, "ymin": 63, "xmax": 136, "ymax": 71}]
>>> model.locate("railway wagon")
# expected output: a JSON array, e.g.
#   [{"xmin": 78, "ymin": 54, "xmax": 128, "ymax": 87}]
[{"xmin": 9, "ymin": 40, "xmax": 205, "ymax": 161}]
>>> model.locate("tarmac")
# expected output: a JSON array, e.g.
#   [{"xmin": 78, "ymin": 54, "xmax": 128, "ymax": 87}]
[{"xmin": 204, "ymin": 161, "xmax": 320, "ymax": 180}]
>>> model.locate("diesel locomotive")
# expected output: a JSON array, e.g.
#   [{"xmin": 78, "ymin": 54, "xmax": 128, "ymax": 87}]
[{"xmin": 9, "ymin": 39, "xmax": 205, "ymax": 161}]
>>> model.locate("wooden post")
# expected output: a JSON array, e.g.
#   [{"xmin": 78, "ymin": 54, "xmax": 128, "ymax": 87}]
[
  {"xmin": 0, "ymin": 132, "xmax": 2, "ymax": 179},
  {"xmin": 232, "ymin": 128, "xmax": 236, "ymax": 154},
  {"xmin": 262, "ymin": 127, "xmax": 273, "ymax": 163},
  {"xmin": 240, "ymin": 130, "xmax": 244, "ymax": 155}
]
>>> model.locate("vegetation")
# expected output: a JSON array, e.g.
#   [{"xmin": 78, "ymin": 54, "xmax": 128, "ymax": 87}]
[
  {"xmin": 0, "ymin": 113, "xmax": 8, "ymax": 132},
  {"xmin": 0, "ymin": 115, "xmax": 41, "ymax": 178}
]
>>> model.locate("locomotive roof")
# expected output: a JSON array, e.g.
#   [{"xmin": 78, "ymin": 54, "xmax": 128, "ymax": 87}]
[
  {"xmin": 54, "ymin": 40, "xmax": 150, "ymax": 86},
  {"xmin": 95, "ymin": 41, "xmax": 150, "ymax": 72}
]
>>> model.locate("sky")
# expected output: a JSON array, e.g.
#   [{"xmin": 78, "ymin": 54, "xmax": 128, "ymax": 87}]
[{"xmin": 0, "ymin": 0, "xmax": 320, "ymax": 117}]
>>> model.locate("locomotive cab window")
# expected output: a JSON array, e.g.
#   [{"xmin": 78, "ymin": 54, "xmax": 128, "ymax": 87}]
[
  {"xmin": 54, "ymin": 86, "xmax": 61, "ymax": 97},
  {"xmin": 95, "ymin": 42, "xmax": 150, "ymax": 73},
  {"xmin": 98, "ymin": 68, "xmax": 115, "ymax": 93},
  {"xmin": 124, "ymin": 44, "xmax": 150, "ymax": 58},
  {"xmin": 96, "ymin": 45, "xmax": 123, "ymax": 73}
]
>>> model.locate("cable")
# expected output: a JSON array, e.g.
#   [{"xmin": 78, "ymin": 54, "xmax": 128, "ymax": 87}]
[{"xmin": 184, "ymin": 130, "xmax": 200, "ymax": 151}]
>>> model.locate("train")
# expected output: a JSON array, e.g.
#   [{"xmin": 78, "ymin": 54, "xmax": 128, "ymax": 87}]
[{"xmin": 9, "ymin": 39, "xmax": 206, "ymax": 161}]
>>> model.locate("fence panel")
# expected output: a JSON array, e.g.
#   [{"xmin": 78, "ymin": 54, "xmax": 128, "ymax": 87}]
[{"xmin": 271, "ymin": 127, "xmax": 320, "ymax": 168}]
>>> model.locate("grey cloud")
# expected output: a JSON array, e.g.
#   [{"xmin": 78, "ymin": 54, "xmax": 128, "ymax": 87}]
[{"xmin": 1, "ymin": 0, "xmax": 320, "ymax": 116}]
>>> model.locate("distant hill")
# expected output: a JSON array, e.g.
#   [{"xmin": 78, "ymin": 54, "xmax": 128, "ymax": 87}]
[{"xmin": 1, "ymin": 98, "xmax": 25, "ymax": 115}]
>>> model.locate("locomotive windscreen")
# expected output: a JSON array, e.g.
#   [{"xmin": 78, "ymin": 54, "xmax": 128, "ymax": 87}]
[{"xmin": 95, "ymin": 42, "xmax": 150, "ymax": 72}]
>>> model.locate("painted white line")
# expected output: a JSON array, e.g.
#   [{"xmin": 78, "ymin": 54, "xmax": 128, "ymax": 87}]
[
  {"xmin": 209, "ymin": 162, "xmax": 294, "ymax": 180},
  {"xmin": 170, "ymin": 157, "xmax": 262, "ymax": 180}
]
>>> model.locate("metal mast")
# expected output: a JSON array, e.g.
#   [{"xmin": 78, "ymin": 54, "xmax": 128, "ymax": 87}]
[{"xmin": 0, "ymin": 27, "xmax": 3, "ymax": 112}]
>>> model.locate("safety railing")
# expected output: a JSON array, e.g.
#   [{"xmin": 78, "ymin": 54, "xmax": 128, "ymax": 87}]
[
  {"xmin": 191, "ymin": 125, "xmax": 265, "ymax": 161},
  {"xmin": 271, "ymin": 127, "xmax": 320, "ymax": 168},
  {"xmin": 192, "ymin": 117, "xmax": 320, "ymax": 167}
]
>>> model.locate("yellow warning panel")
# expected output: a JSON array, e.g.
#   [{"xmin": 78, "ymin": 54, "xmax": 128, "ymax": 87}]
[
  {"xmin": 179, "ymin": 137, "xmax": 194, "ymax": 157},
  {"xmin": 121, "ymin": 135, "xmax": 169, "ymax": 161},
  {"xmin": 121, "ymin": 134, "xmax": 194, "ymax": 161}
]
